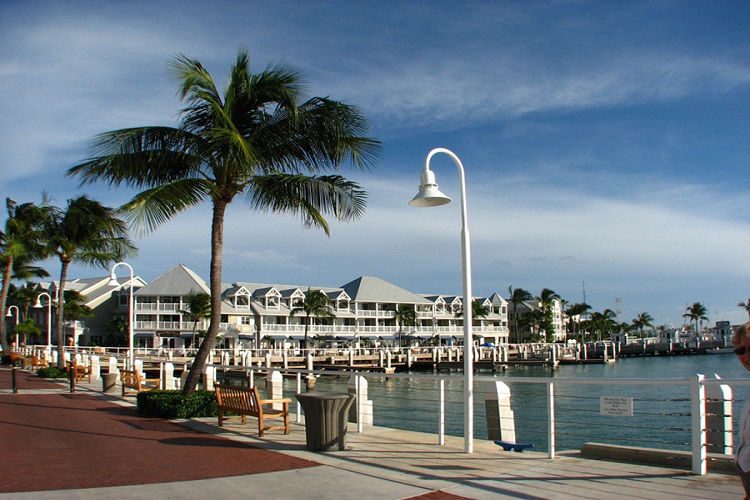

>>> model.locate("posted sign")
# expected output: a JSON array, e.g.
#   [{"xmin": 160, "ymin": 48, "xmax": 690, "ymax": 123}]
[{"xmin": 600, "ymin": 396, "xmax": 633, "ymax": 416}]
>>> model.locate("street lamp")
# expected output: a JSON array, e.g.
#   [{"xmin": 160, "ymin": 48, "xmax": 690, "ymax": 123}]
[
  {"xmin": 6, "ymin": 305, "xmax": 20, "ymax": 350},
  {"xmin": 409, "ymin": 147, "xmax": 474, "ymax": 453},
  {"xmin": 34, "ymin": 292, "xmax": 53, "ymax": 352},
  {"xmin": 109, "ymin": 262, "xmax": 135, "ymax": 369}
]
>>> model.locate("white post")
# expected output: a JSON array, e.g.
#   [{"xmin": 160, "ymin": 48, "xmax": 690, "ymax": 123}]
[
  {"xmin": 547, "ymin": 381, "xmax": 556, "ymax": 459},
  {"xmin": 203, "ymin": 365, "xmax": 215, "ymax": 390},
  {"xmin": 269, "ymin": 370, "xmax": 284, "ymax": 410},
  {"xmin": 485, "ymin": 381, "xmax": 516, "ymax": 443},
  {"xmin": 439, "ymin": 378, "xmax": 445, "ymax": 445},
  {"xmin": 90, "ymin": 355, "xmax": 101, "ymax": 381},
  {"xmin": 164, "ymin": 362, "xmax": 175, "ymax": 390},
  {"xmin": 691, "ymin": 374, "xmax": 707, "ymax": 475}
]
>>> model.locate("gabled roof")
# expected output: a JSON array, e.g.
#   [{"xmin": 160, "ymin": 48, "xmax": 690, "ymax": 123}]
[
  {"xmin": 341, "ymin": 276, "xmax": 433, "ymax": 304},
  {"xmin": 135, "ymin": 264, "xmax": 209, "ymax": 296},
  {"xmin": 488, "ymin": 292, "xmax": 507, "ymax": 305}
]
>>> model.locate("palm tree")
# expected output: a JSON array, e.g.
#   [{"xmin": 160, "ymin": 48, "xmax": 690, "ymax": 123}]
[
  {"xmin": 536, "ymin": 288, "xmax": 560, "ymax": 343},
  {"xmin": 394, "ymin": 304, "xmax": 417, "ymax": 347},
  {"xmin": 43, "ymin": 196, "xmax": 135, "ymax": 367},
  {"xmin": 683, "ymin": 302, "xmax": 708, "ymax": 334},
  {"xmin": 61, "ymin": 290, "xmax": 94, "ymax": 345},
  {"xmin": 69, "ymin": 50, "xmax": 379, "ymax": 395},
  {"xmin": 738, "ymin": 298, "xmax": 750, "ymax": 320},
  {"xmin": 631, "ymin": 312, "xmax": 654, "ymax": 338},
  {"xmin": 565, "ymin": 302, "xmax": 591, "ymax": 342},
  {"xmin": 290, "ymin": 289, "xmax": 336, "ymax": 350},
  {"xmin": 587, "ymin": 309, "xmax": 617, "ymax": 342},
  {"xmin": 0, "ymin": 198, "xmax": 48, "ymax": 352},
  {"xmin": 508, "ymin": 286, "xmax": 532, "ymax": 343},
  {"xmin": 178, "ymin": 291, "xmax": 211, "ymax": 351}
]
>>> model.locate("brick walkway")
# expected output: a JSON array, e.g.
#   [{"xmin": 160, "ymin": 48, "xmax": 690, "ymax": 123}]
[{"xmin": 0, "ymin": 367, "xmax": 318, "ymax": 494}]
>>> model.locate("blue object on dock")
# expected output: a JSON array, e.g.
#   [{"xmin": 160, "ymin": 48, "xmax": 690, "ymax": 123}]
[{"xmin": 494, "ymin": 440, "xmax": 534, "ymax": 452}]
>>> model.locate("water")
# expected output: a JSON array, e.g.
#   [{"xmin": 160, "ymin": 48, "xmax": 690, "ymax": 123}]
[{"xmin": 282, "ymin": 353, "xmax": 748, "ymax": 453}]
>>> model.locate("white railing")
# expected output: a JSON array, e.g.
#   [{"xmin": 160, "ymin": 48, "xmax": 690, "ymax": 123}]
[{"xmin": 204, "ymin": 364, "xmax": 744, "ymax": 476}]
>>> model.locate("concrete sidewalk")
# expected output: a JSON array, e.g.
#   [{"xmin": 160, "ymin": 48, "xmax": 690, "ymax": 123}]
[{"xmin": 0, "ymin": 366, "xmax": 742, "ymax": 499}]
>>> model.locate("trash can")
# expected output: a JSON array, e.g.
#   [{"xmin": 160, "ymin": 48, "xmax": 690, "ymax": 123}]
[
  {"xmin": 102, "ymin": 373, "xmax": 118, "ymax": 393},
  {"xmin": 295, "ymin": 392, "xmax": 356, "ymax": 451}
]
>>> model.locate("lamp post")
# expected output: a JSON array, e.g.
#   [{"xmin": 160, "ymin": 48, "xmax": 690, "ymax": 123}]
[
  {"xmin": 409, "ymin": 147, "xmax": 474, "ymax": 453},
  {"xmin": 34, "ymin": 293, "xmax": 53, "ymax": 352},
  {"xmin": 109, "ymin": 262, "xmax": 134, "ymax": 369},
  {"xmin": 6, "ymin": 305, "xmax": 20, "ymax": 350}
]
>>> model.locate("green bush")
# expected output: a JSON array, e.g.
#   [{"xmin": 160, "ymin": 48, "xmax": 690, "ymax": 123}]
[
  {"xmin": 136, "ymin": 390, "xmax": 218, "ymax": 419},
  {"xmin": 37, "ymin": 366, "xmax": 68, "ymax": 378}
]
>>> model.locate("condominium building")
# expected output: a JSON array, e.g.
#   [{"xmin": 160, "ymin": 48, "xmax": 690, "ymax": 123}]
[{"xmin": 122, "ymin": 264, "xmax": 510, "ymax": 350}]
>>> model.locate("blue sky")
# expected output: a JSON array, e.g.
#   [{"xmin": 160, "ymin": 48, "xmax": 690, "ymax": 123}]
[{"xmin": 1, "ymin": 1, "xmax": 748, "ymax": 327}]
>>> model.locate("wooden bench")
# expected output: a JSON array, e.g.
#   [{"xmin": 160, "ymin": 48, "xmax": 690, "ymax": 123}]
[
  {"xmin": 31, "ymin": 355, "xmax": 49, "ymax": 369},
  {"xmin": 214, "ymin": 383, "xmax": 291, "ymax": 436},
  {"xmin": 9, "ymin": 352, "xmax": 27, "ymax": 368},
  {"xmin": 67, "ymin": 360, "xmax": 92, "ymax": 383},
  {"xmin": 120, "ymin": 369, "xmax": 161, "ymax": 396}
]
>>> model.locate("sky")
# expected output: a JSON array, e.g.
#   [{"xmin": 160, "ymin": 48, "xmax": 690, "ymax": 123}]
[{"xmin": 1, "ymin": 0, "xmax": 748, "ymax": 328}]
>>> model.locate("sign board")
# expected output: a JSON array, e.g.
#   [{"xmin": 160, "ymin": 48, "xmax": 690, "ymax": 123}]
[{"xmin": 600, "ymin": 396, "xmax": 634, "ymax": 416}]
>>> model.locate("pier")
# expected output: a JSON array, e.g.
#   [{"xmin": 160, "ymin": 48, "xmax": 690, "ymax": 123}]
[{"xmin": 0, "ymin": 366, "xmax": 740, "ymax": 499}]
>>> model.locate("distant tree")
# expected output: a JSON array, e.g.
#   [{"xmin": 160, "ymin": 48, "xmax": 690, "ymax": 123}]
[
  {"xmin": 394, "ymin": 304, "xmax": 417, "ymax": 347},
  {"xmin": 7, "ymin": 282, "xmax": 44, "ymax": 322},
  {"xmin": 536, "ymin": 288, "xmax": 560, "ymax": 342},
  {"xmin": 43, "ymin": 196, "xmax": 135, "ymax": 367},
  {"xmin": 565, "ymin": 302, "xmax": 591, "ymax": 342},
  {"xmin": 683, "ymin": 302, "xmax": 708, "ymax": 334},
  {"xmin": 455, "ymin": 299, "xmax": 491, "ymax": 325},
  {"xmin": 290, "ymin": 289, "xmax": 336, "ymax": 349},
  {"xmin": 0, "ymin": 197, "xmax": 49, "ymax": 352},
  {"xmin": 178, "ymin": 292, "xmax": 211, "ymax": 351},
  {"xmin": 107, "ymin": 318, "xmax": 129, "ymax": 347},
  {"xmin": 739, "ymin": 298, "xmax": 750, "ymax": 320},
  {"xmin": 13, "ymin": 318, "xmax": 41, "ymax": 346},
  {"xmin": 508, "ymin": 286, "xmax": 533, "ymax": 343},
  {"xmin": 631, "ymin": 312, "xmax": 654, "ymax": 338},
  {"xmin": 587, "ymin": 309, "xmax": 617, "ymax": 342}
]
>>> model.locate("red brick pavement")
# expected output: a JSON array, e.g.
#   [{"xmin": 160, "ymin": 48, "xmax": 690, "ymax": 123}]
[{"xmin": 0, "ymin": 367, "xmax": 319, "ymax": 493}]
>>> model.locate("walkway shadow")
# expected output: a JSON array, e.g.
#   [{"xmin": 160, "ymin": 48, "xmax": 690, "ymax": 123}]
[{"xmin": 159, "ymin": 436, "xmax": 261, "ymax": 449}]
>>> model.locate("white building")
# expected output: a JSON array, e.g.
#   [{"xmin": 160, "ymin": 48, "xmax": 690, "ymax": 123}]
[{"xmin": 123, "ymin": 264, "xmax": 510, "ymax": 349}]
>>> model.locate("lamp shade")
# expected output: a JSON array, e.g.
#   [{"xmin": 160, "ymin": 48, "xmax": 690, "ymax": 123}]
[{"xmin": 409, "ymin": 169, "xmax": 452, "ymax": 207}]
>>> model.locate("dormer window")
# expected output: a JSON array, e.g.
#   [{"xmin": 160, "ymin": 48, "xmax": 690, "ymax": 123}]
[{"xmin": 235, "ymin": 295, "xmax": 249, "ymax": 308}]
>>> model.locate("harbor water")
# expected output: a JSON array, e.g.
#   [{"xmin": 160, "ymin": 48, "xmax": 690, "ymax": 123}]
[{"xmin": 284, "ymin": 352, "xmax": 746, "ymax": 453}]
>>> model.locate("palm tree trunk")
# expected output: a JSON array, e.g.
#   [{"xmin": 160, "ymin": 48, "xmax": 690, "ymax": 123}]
[
  {"xmin": 57, "ymin": 260, "xmax": 70, "ymax": 368},
  {"xmin": 182, "ymin": 200, "xmax": 226, "ymax": 396},
  {"xmin": 0, "ymin": 256, "xmax": 13, "ymax": 353}
]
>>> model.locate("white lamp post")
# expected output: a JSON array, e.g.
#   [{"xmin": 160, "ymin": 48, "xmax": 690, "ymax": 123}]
[
  {"xmin": 109, "ymin": 262, "xmax": 135, "ymax": 369},
  {"xmin": 409, "ymin": 147, "xmax": 474, "ymax": 453},
  {"xmin": 34, "ymin": 292, "xmax": 53, "ymax": 352},
  {"xmin": 6, "ymin": 305, "xmax": 20, "ymax": 350}
]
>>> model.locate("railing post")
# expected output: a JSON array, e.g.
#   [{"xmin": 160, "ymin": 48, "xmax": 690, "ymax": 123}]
[
  {"xmin": 296, "ymin": 372, "xmax": 302, "ymax": 424},
  {"xmin": 357, "ymin": 374, "xmax": 364, "ymax": 434},
  {"xmin": 439, "ymin": 378, "xmax": 445, "ymax": 445},
  {"xmin": 691, "ymin": 374, "xmax": 707, "ymax": 475},
  {"xmin": 547, "ymin": 381, "xmax": 555, "ymax": 459}
]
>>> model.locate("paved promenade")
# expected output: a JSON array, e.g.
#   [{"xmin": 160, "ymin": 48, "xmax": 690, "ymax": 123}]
[{"xmin": 0, "ymin": 366, "xmax": 742, "ymax": 499}]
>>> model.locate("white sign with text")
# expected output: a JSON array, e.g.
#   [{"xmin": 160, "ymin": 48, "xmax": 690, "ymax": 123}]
[{"xmin": 600, "ymin": 396, "xmax": 634, "ymax": 416}]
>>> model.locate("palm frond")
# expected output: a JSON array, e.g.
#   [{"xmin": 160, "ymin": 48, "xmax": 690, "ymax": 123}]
[
  {"xmin": 122, "ymin": 178, "xmax": 213, "ymax": 235},
  {"xmin": 247, "ymin": 174, "xmax": 367, "ymax": 235}
]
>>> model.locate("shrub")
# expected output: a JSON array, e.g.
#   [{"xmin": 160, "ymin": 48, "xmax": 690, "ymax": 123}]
[
  {"xmin": 37, "ymin": 366, "xmax": 68, "ymax": 378},
  {"xmin": 136, "ymin": 390, "xmax": 218, "ymax": 419}
]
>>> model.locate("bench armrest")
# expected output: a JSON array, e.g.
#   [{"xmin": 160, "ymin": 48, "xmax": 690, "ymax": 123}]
[{"xmin": 260, "ymin": 398, "xmax": 292, "ymax": 405}]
